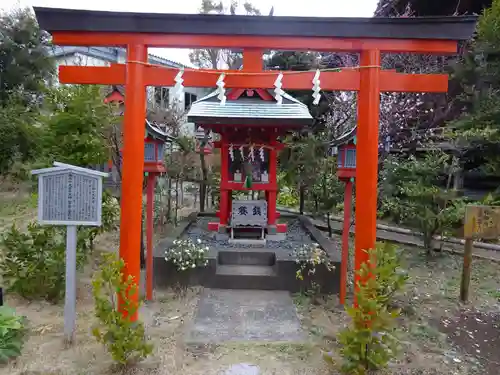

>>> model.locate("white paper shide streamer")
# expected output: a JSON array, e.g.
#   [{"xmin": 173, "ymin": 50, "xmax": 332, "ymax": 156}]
[
  {"xmin": 259, "ymin": 146, "xmax": 265, "ymax": 161},
  {"xmin": 229, "ymin": 144, "xmax": 234, "ymax": 161},
  {"xmin": 174, "ymin": 69, "xmax": 184, "ymax": 101},
  {"xmin": 249, "ymin": 145, "xmax": 255, "ymax": 162},
  {"xmin": 274, "ymin": 73, "xmax": 285, "ymax": 105},
  {"xmin": 216, "ymin": 73, "xmax": 226, "ymax": 106},
  {"xmin": 312, "ymin": 69, "xmax": 321, "ymax": 105},
  {"xmin": 239, "ymin": 145, "xmax": 244, "ymax": 159}
]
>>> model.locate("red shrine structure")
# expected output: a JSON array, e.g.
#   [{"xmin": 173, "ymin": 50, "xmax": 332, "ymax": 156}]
[
  {"xmin": 33, "ymin": 6, "xmax": 476, "ymax": 319},
  {"xmin": 187, "ymin": 88, "xmax": 312, "ymax": 239}
]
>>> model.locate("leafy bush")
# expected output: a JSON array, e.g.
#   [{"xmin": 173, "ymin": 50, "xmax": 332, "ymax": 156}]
[
  {"xmin": 80, "ymin": 191, "xmax": 120, "ymax": 252},
  {"xmin": 326, "ymin": 242, "xmax": 408, "ymax": 375},
  {"xmin": 0, "ymin": 223, "xmax": 87, "ymax": 302},
  {"xmin": 92, "ymin": 252, "xmax": 153, "ymax": 366},
  {"xmin": 0, "ymin": 306, "xmax": 26, "ymax": 363},
  {"xmin": 277, "ymin": 187, "xmax": 299, "ymax": 208},
  {"xmin": 379, "ymin": 152, "xmax": 466, "ymax": 251},
  {"xmin": 291, "ymin": 243, "xmax": 335, "ymax": 281},
  {"xmin": 165, "ymin": 238, "xmax": 209, "ymax": 271}
]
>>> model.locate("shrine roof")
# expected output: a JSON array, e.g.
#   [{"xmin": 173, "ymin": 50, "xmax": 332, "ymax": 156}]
[
  {"xmin": 330, "ymin": 126, "xmax": 357, "ymax": 147},
  {"xmin": 146, "ymin": 120, "xmax": 174, "ymax": 143},
  {"xmin": 187, "ymin": 90, "xmax": 313, "ymax": 127},
  {"xmin": 34, "ymin": 7, "xmax": 476, "ymax": 41}
]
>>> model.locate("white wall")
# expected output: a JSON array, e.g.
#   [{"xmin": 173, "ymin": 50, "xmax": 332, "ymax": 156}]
[{"xmin": 54, "ymin": 52, "xmax": 210, "ymax": 137}]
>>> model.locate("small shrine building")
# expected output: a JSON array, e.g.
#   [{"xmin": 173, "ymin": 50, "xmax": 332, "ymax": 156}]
[{"xmin": 187, "ymin": 88, "xmax": 312, "ymax": 240}]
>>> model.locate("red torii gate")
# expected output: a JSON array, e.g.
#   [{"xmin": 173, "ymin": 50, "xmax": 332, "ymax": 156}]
[{"xmin": 34, "ymin": 7, "xmax": 476, "ymax": 318}]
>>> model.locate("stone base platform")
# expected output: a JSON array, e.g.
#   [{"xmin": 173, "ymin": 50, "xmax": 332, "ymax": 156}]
[
  {"xmin": 185, "ymin": 289, "xmax": 305, "ymax": 344},
  {"xmin": 153, "ymin": 214, "xmax": 341, "ymax": 294}
]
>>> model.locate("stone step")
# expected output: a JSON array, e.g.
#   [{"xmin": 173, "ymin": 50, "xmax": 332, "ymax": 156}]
[
  {"xmin": 213, "ymin": 264, "xmax": 281, "ymax": 290},
  {"xmin": 218, "ymin": 250, "xmax": 276, "ymax": 266}
]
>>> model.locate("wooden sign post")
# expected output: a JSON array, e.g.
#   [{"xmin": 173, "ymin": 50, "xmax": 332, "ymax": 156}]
[{"xmin": 461, "ymin": 205, "xmax": 500, "ymax": 302}]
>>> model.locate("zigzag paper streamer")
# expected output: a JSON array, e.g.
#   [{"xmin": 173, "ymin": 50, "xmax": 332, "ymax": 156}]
[
  {"xmin": 249, "ymin": 145, "xmax": 255, "ymax": 162},
  {"xmin": 259, "ymin": 146, "xmax": 265, "ymax": 161},
  {"xmin": 239, "ymin": 145, "xmax": 245, "ymax": 159},
  {"xmin": 174, "ymin": 69, "xmax": 184, "ymax": 101},
  {"xmin": 216, "ymin": 73, "xmax": 226, "ymax": 106},
  {"xmin": 229, "ymin": 144, "xmax": 234, "ymax": 161},
  {"xmin": 274, "ymin": 73, "xmax": 285, "ymax": 105},
  {"xmin": 312, "ymin": 69, "xmax": 321, "ymax": 105}
]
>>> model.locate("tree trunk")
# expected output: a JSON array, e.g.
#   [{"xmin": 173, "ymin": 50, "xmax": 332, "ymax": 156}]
[
  {"xmin": 174, "ymin": 178, "xmax": 179, "ymax": 226},
  {"xmin": 199, "ymin": 153, "xmax": 208, "ymax": 212},
  {"xmin": 166, "ymin": 177, "xmax": 172, "ymax": 222},
  {"xmin": 140, "ymin": 219, "xmax": 145, "ymax": 269},
  {"xmin": 327, "ymin": 212, "xmax": 332, "ymax": 238},
  {"xmin": 299, "ymin": 185, "xmax": 305, "ymax": 214}
]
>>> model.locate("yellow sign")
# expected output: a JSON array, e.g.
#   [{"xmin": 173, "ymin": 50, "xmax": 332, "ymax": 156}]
[{"xmin": 464, "ymin": 205, "xmax": 500, "ymax": 239}]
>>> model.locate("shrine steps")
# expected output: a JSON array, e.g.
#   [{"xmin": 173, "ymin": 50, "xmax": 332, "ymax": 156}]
[
  {"xmin": 212, "ymin": 250, "xmax": 280, "ymax": 290},
  {"xmin": 214, "ymin": 264, "xmax": 280, "ymax": 290}
]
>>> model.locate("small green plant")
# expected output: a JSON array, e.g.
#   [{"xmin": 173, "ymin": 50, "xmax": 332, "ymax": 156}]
[
  {"xmin": 91, "ymin": 252, "xmax": 153, "ymax": 366},
  {"xmin": 0, "ymin": 222, "xmax": 86, "ymax": 302},
  {"xmin": 165, "ymin": 238, "xmax": 209, "ymax": 271},
  {"xmin": 291, "ymin": 243, "xmax": 334, "ymax": 301},
  {"xmin": 292, "ymin": 243, "xmax": 335, "ymax": 281},
  {"xmin": 0, "ymin": 306, "xmax": 26, "ymax": 363},
  {"xmin": 80, "ymin": 191, "xmax": 119, "ymax": 252},
  {"xmin": 326, "ymin": 242, "xmax": 408, "ymax": 375}
]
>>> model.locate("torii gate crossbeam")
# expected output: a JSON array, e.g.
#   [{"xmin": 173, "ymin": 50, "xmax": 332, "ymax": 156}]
[{"xmin": 34, "ymin": 7, "xmax": 476, "ymax": 319}]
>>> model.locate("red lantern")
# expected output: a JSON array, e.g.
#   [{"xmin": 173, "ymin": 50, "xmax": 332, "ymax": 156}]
[{"xmin": 336, "ymin": 144, "xmax": 356, "ymax": 180}]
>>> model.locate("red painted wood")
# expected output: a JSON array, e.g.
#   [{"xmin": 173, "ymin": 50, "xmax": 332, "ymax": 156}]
[
  {"xmin": 118, "ymin": 44, "xmax": 147, "ymax": 321},
  {"xmin": 267, "ymin": 191, "xmax": 277, "ymax": 226},
  {"xmin": 337, "ymin": 169, "xmax": 356, "ymax": 179},
  {"xmin": 227, "ymin": 89, "xmax": 245, "ymax": 100},
  {"xmin": 276, "ymin": 223, "xmax": 287, "ymax": 233},
  {"xmin": 207, "ymin": 222, "xmax": 219, "ymax": 231},
  {"xmin": 58, "ymin": 65, "xmax": 450, "ymax": 93},
  {"xmin": 340, "ymin": 179, "xmax": 353, "ymax": 305},
  {"xmin": 354, "ymin": 49, "xmax": 380, "ymax": 298},
  {"xmin": 146, "ymin": 173, "xmax": 155, "ymax": 302},
  {"xmin": 52, "ymin": 32, "xmax": 459, "ymax": 54},
  {"xmin": 104, "ymin": 90, "xmax": 124, "ymax": 103},
  {"xmin": 221, "ymin": 181, "xmax": 278, "ymax": 191},
  {"xmin": 243, "ymin": 48, "xmax": 263, "ymax": 71}
]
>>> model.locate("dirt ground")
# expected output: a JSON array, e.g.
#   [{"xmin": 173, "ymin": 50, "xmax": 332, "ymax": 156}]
[{"xmin": 1, "ymin": 191, "xmax": 500, "ymax": 375}]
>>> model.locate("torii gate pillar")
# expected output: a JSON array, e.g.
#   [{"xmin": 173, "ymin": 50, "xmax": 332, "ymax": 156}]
[
  {"xmin": 355, "ymin": 50, "xmax": 381, "ymax": 288},
  {"xmin": 119, "ymin": 44, "xmax": 147, "ymax": 319}
]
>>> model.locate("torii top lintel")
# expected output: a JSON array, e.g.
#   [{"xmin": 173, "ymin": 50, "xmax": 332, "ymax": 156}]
[{"xmin": 35, "ymin": 7, "xmax": 476, "ymax": 53}]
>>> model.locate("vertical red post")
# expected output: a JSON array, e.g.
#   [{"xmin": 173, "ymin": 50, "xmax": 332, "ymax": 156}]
[
  {"xmin": 219, "ymin": 139, "xmax": 229, "ymax": 228},
  {"xmin": 354, "ymin": 50, "xmax": 381, "ymax": 289},
  {"xmin": 340, "ymin": 179, "xmax": 353, "ymax": 305},
  {"xmin": 119, "ymin": 44, "xmax": 147, "ymax": 320},
  {"xmin": 267, "ymin": 145, "xmax": 278, "ymax": 228},
  {"xmin": 243, "ymin": 48, "xmax": 263, "ymax": 71},
  {"xmin": 146, "ymin": 173, "xmax": 155, "ymax": 301}
]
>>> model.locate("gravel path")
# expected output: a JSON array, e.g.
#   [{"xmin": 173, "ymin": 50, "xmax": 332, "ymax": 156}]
[{"xmin": 181, "ymin": 217, "xmax": 316, "ymax": 254}]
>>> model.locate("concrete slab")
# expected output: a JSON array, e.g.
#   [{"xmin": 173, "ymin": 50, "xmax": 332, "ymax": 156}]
[{"xmin": 185, "ymin": 289, "xmax": 305, "ymax": 344}]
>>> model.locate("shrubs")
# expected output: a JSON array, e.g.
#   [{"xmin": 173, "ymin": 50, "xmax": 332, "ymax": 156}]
[
  {"xmin": 0, "ymin": 223, "xmax": 86, "ymax": 302},
  {"xmin": 328, "ymin": 242, "xmax": 408, "ymax": 375},
  {"xmin": 292, "ymin": 243, "xmax": 335, "ymax": 281},
  {"xmin": 0, "ymin": 306, "xmax": 26, "ymax": 363},
  {"xmin": 165, "ymin": 238, "xmax": 209, "ymax": 272},
  {"xmin": 92, "ymin": 252, "xmax": 153, "ymax": 366}
]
